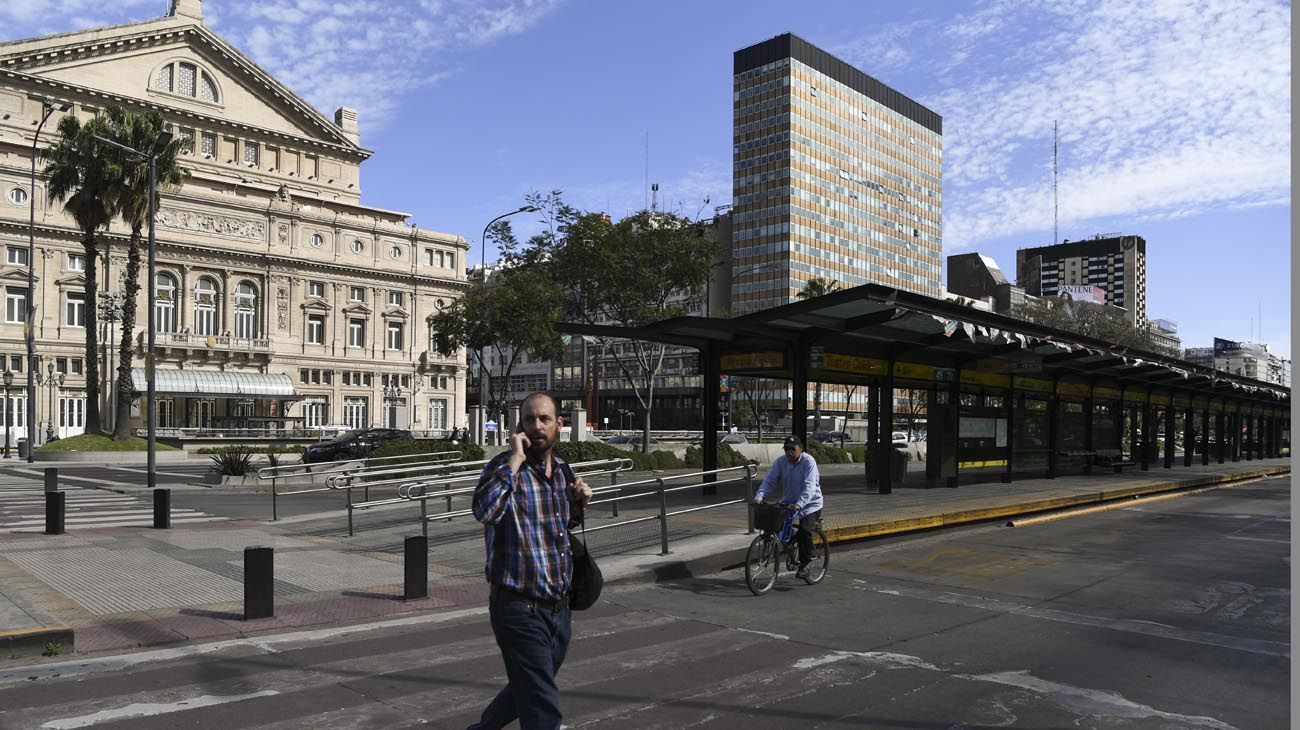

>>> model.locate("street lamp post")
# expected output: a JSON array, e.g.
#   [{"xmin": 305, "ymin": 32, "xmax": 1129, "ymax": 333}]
[
  {"xmin": 98, "ymin": 291, "xmax": 125, "ymax": 433},
  {"xmin": 475, "ymin": 205, "xmax": 538, "ymax": 444},
  {"xmin": 2, "ymin": 369, "xmax": 12, "ymax": 458},
  {"xmin": 27, "ymin": 99, "xmax": 71, "ymax": 463},
  {"xmin": 90, "ymin": 129, "xmax": 172, "ymax": 490},
  {"xmin": 42, "ymin": 364, "xmax": 64, "ymax": 442}
]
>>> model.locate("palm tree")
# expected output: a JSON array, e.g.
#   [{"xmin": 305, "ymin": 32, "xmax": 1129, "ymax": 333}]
[
  {"xmin": 99, "ymin": 106, "xmax": 189, "ymax": 440},
  {"xmin": 797, "ymin": 277, "xmax": 840, "ymax": 431},
  {"xmin": 44, "ymin": 115, "xmax": 117, "ymax": 434}
]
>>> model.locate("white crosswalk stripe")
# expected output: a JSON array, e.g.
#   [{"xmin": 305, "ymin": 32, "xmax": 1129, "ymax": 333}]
[{"xmin": 0, "ymin": 481, "xmax": 226, "ymax": 531}]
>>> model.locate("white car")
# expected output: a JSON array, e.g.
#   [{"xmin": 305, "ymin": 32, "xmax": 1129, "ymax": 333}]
[{"xmin": 891, "ymin": 431, "xmax": 909, "ymax": 446}]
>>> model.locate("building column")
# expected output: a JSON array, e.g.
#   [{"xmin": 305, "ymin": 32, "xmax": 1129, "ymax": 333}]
[
  {"xmin": 1215, "ymin": 409, "xmax": 1225, "ymax": 464},
  {"xmin": 1002, "ymin": 388, "xmax": 1016, "ymax": 484},
  {"xmin": 1140, "ymin": 399, "xmax": 1152, "ymax": 471},
  {"xmin": 1128, "ymin": 402, "xmax": 1140, "ymax": 462},
  {"xmin": 877, "ymin": 357, "xmax": 896, "ymax": 494},
  {"xmin": 701, "ymin": 343, "xmax": 719, "ymax": 491},
  {"xmin": 865, "ymin": 382, "xmax": 879, "ymax": 488},
  {"xmin": 1045, "ymin": 379, "xmax": 1059, "ymax": 479},
  {"xmin": 1200, "ymin": 404, "xmax": 1210, "ymax": 466},
  {"xmin": 946, "ymin": 368, "xmax": 960, "ymax": 488},
  {"xmin": 1083, "ymin": 389, "xmax": 1095, "ymax": 475},
  {"xmin": 1183, "ymin": 399, "xmax": 1194, "ymax": 467}
]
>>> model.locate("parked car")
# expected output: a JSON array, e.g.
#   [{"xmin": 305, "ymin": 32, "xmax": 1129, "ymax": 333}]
[
  {"xmin": 302, "ymin": 428, "xmax": 414, "ymax": 463},
  {"xmin": 809, "ymin": 431, "xmax": 850, "ymax": 444},
  {"xmin": 720, "ymin": 433, "xmax": 749, "ymax": 444},
  {"xmin": 892, "ymin": 431, "xmax": 909, "ymax": 447},
  {"xmin": 606, "ymin": 434, "xmax": 660, "ymax": 445}
]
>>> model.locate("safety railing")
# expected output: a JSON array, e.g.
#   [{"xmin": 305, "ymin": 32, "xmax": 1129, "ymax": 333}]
[
  {"xmin": 372, "ymin": 463, "xmax": 757, "ymax": 555},
  {"xmin": 333, "ymin": 457, "xmax": 634, "ymax": 537},
  {"xmin": 255, "ymin": 450, "xmax": 462, "ymax": 521}
]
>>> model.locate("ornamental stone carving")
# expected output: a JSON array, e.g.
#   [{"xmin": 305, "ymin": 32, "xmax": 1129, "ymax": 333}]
[
  {"xmin": 276, "ymin": 287, "xmax": 289, "ymax": 330},
  {"xmin": 156, "ymin": 208, "xmax": 266, "ymax": 242}
]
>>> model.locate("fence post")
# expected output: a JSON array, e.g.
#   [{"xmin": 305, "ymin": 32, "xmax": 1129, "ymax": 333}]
[
  {"xmin": 45, "ymin": 490, "xmax": 65, "ymax": 535},
  {"xmin": 346, "ymin": 486, "xmax": 354, "ymax": 537},
  {"xmin": 243, "ymin": 546, "xmax": 274, "ymax": 619},
  {"xmin": 271, "ymin": 475, "xmax": 278, "ymax": 521},
  {"xmin": 444, "ymin": 482, "xmax": 453, "ymax": 515},
  {"xmin": 658, "ymin": 477, "xmax": 670, "ymax": 556},
  {"xmin": 610, "ymin": 470, "xmax": 620, "ymax": 518},
  {"xmin": 404, "ymin": 535, "xmax": 428, "ymax": 600},
  {"xmin": 419, "ymin": 485, "xmax": 428, "ymax": 538},
  {"xmin": 746, "ymin": 464, "xmax": 756, "ymax": 535},
  {"xmin": 153, "ymin": 488, "xmax": 171, "ymax": 529}
]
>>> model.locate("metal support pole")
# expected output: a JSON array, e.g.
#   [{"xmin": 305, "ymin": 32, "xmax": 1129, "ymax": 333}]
[
  {"xmin": 146, "ymin": 155, "xmax": 157, "ymax": 491},
  {"xmin": 1170, "ymin": 397, "xmax": 1180, "ymax": 465},
  {"xmin": 946, "ymin": 368, "xmax": 960, "ymax": 488},
  {"xmin": 1045, "ymin": 379, "xmax": 1059, "ymax": 479},
  {"xmin": 1230, "ymin": 411, "xmax": 1240, "ymax": 462},
  {"xmin": 271, "ymin": 476, "xmax": 278, "ymax": 521},
  {"xmin": 1200, "ymin": 405, "xmax": 1210, "ymax": 466},
  {"xmin": 657, "ymin": 478, "xmax": 670, "ymax": 556},
  {"xmin": 243, "ymin": 546, "xmax": 274, "ymax": 620},
  {"xmin": 403, "ymin": 535, "xmax": 428, "ymax": 600},
  {"xmin": 346, "ymin": 487, "xmax": 354, "ymax": 536},
  {"xmin": 745, "ymin": 465, "xmax": 755, "ymax": 534},
  {"xmin": 1083, "ymin": 390, "xmax": 1094, "ymax": 476},
  {"xmin": 1140, "ymin": 400, "xmax": 1152, "ymax": 471},
  {"xmin": 152, "ymin": 488, "xmax": 170, "ymax": 529},
  {"xmin": 1183, "ymin": 401, "xmax": 1194, "ymax": 467},
  {"xmin": 610, "ymin": 470, "xmax": 620, "ymax": 518},
  {"xmin": 1215, "ymin": 410, "xmax": 1225, "ymax": 464},
  {"xmin": 1002, "ymin": 389, "xmax": 1016, "ymax": 484},
  {"xmin": 865, "ymin": 382, "xmax": 879, "ymax": 488},
  {"xmin": 879, "ymin": 356, "xmax": 895, "ymax": 494}
]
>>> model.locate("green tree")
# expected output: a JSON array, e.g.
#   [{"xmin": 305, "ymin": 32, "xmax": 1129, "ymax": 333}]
[
  {"xmin": 797, "ymin": 277, "xmax": 840, "ymax": 432},
  {"xmin": 100, "ymin": 106, "xmax": 189, "ymax": 440},
  {"xmin": 537, "ymin": 195, "xmax": 719, "ymax": 452},
  {"xmin": 1012, "ymin": 298, "xmax": 1157, "ymax": 351},
  {"xmin": 44, "ymin": 115, "xmax": 117, "ymax": 434},
  {"xmin": 428, "ymin": 263, "xmax": 565, "ymax": 436}
]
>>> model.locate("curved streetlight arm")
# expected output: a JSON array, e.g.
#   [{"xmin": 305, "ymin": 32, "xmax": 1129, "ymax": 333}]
[{"xmin": 27, "ymin": 100, "xmax": 69, "ymax": 460}]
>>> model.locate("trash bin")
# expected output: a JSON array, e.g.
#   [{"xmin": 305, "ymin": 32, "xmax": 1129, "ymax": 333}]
[
  {"xmin": 16, "ymin": 438, "xmax": 27, "ymax": 459},
  {"xmin": 891, "ymin": 445, "xmax": 908, "ymax": 485}
]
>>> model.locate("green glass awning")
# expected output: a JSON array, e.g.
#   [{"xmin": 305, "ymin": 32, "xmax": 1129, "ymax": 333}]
[{"xmin": 130, "ymin": 369, "xmax": 298, "ymax": 398}]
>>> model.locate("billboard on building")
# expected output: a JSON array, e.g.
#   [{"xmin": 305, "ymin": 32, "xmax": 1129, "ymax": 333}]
[
  {"xmin": 1058, "ymin": 285, "xmax": 1106, "ymax": 304},
  {"xmin": 1213, "ymin": 337, "xmax": 1240, "ymax": 354}
]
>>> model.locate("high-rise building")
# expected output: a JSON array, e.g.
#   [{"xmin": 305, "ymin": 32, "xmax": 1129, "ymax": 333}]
[
  {"xmin": 1185, "ymin": 339, "xmax": 1291, "ymax": 387},
  {"xmin": 731, "ymin": 33, "xmax": 943, "ymax": 314},
  {"xmin": 1015, "ymin": 234, "xmax": 1147, "ymax": 327},
  {"xmin": 946, "ymin": 253, "xmax": 1029, "ymax": 314}
]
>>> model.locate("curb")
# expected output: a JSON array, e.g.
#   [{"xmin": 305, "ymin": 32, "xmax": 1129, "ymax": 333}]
[{"xmin": 1, "ymin": 626, "xmax": 75, "ymax": 660}]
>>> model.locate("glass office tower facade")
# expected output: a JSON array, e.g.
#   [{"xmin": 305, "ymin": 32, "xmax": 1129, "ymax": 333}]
[{"xmin": 732, "ymin": 33, "xmax": 944, "ymax": 313}]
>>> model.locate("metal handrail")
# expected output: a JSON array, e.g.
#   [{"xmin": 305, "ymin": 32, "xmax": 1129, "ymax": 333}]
[
  {"xmin": 337, "ymin": 458, "xmax": 634, "ymax": 537},
  {"xmin": 255, "ymin": 450, "xmax": 463, "ymax": 521}
]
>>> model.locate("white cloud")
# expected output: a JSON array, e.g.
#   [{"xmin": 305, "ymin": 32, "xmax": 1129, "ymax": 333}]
[
  {"xmin": 1, "ymin": 0, "xmax": 564, "ymax": 131},
  {"xmin": 839, "ymin": 0, "xmax": 1290, "ymax": 250}
]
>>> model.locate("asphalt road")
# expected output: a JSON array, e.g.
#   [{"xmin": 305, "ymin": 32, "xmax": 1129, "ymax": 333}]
[{"xmin": 0, "ymin": 474, "xmax": 1288, "ymax": 729}]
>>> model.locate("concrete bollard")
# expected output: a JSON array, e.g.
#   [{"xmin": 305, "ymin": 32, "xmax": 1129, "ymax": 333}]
[
  {"xmin": 153, "ymin": 488, "xmax": 171, "ymax": 529},
  {"xmin": 403, "ymin": 535, "xmax": 428, "ymax": 600},
  {"xmin": 43, "ymin": 468, "xmax": 58, "ymax": 493},
  {"xmin": 243, "ymin": 546, "xmax": 274, "ymax": 620},
  {"xmin": 45, "ymin": 491, "xmax": 65, "ymax": 535}
]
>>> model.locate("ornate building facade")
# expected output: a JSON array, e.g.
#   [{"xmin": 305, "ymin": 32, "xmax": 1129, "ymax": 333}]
[{"xmin": 0, "ymin": 0, "xmax": 467, "ymax": 444}]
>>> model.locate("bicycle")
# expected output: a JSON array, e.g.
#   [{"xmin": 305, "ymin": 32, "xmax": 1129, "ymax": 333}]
[{"xmin": 745, "ymin": 502, "xmax": 829, "ymax": 595}]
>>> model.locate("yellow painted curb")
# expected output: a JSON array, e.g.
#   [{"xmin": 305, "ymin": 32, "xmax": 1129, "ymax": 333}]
[{"xmin": 825, "ymin": 467, "xmax": 1290, "ymax": 545}]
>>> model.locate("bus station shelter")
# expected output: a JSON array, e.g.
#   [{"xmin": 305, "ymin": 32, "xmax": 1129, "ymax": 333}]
[{"xmin": 561, "ymin": 283, "xmax": 1290, "ymax": 492}]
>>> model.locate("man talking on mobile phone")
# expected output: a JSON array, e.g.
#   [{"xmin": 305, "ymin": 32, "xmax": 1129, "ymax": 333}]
[{"xmin": 468, "ymin": 391, "xmax": 593, "ymax": 730}]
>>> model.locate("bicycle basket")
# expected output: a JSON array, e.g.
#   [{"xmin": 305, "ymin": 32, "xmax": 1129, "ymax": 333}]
[{"xmin": 753, "ymin": 503, "xmax": 786, "ymax": 533}]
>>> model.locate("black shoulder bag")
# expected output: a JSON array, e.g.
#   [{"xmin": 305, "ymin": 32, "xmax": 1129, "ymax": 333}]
[{"xmin": 559, "ymin": 461, "xmax": 603, "ymax": 610}]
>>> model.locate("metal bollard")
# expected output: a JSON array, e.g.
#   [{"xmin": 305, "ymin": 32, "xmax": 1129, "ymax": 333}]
[
  {"xmin": 657, "ymin": 478, "xmax": 670, "ymax": 556},
  {"xmin": 244, "ymin": 546, "xmax": 274, "ymax": 620},
  {"xmin": 610, "ymin": 471, "xmax": 620, "ymax": 518},
  {"xmin": 45, "ymin": 491, "xmax": 65, "ymax": 535},
  {"xmin": 153, "ymin": 488, "xmax": 171, "ymax": 529},
  {"xmin": 403, "ymin": 535, "xmax": 428, "ymax": 600},
  {"xmin": 746, "ymin": 465, "xmax": 755, "ymax": 534},
  {"xmin": 43, "ymin": 468, "xmax": 58, "ymax": 493},
  {"xmin": 419, "ymin": 486, "xmax": 428, "ymax": 538}
]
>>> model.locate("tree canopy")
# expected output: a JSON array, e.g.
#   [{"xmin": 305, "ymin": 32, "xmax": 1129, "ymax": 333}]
[{"xmin": 1011, "ymin": 299, "xmax": 1156, "ymax": 351}]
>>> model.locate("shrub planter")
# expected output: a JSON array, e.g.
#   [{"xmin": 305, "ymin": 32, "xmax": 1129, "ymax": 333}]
[{"xmin": 34, "ymin": 450, "xmax": 189, "ymax": 464}]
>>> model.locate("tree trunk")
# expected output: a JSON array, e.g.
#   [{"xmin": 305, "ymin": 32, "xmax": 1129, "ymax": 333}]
[
  {"xmin": 81, "ymin": 234, "xmax": 101, "ymax": 434},
  {"xmin": 112, "ymin": 229, "xmax": 142, "ymax": 440}
]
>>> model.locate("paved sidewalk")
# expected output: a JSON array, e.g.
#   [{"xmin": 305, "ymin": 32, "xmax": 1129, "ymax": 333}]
[{"xmin": 0, "ymin": 456, "xmax": 1288, "ymax": 660}]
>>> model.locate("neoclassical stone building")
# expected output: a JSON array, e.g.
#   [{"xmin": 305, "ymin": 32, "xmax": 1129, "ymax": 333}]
[{"xmin": 0, "ymin": 0, "xmax": 468, "ymax": 443}]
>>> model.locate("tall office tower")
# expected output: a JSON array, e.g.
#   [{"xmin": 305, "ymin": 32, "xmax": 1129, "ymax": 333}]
[
  {"xmin": 731, "ymin": 33, "xmax": 943, "ymax": 314},
  {"xmin": 1015, "ymin": 234, "xmax": 1147, "ymax": 327}
]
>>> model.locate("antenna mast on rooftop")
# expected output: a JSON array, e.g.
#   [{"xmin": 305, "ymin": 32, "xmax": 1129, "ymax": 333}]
[{"xmin": 1053, "ymin": 120, "xmax": 1059, "ymax": 245}]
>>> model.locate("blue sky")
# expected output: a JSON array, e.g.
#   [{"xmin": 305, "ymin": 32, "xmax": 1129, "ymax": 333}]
[{"xmin": 4, "ymin": 0, "xmax": 1291, "ymax": 357}]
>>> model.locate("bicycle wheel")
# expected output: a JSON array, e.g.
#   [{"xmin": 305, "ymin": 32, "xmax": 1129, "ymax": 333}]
[
  {"xmin": 802, "ymin": 528, "xmax": 830, "ymax": 584},
  {"xmin": 745, "ymin": 535, "xmax": 777, "ymax": 595}
]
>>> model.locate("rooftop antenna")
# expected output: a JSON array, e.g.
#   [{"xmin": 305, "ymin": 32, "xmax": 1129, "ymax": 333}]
[
  {"xmin": 644, "ymin": 132, "xmax": 649, "ymax": 211},
  {"xmin": 650, "ymin": 182, "xmax": 659, "ymax": 212},
  {"xmin": 1053, "ymin": 120, "xmax": 1059, "ymax": 245}
]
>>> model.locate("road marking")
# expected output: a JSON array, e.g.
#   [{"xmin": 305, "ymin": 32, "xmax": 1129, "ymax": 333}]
[
  {"xmin": 852, "ymin": 580, "xmax": 1289, "ymax": 658},
  {"xmin": 40, "ymin": 690, "xmax": 279, "ymax": 729},
  {"xmin": 1006, "ymin": 478, "xmax": 1264, "ymax": 527},
  {"xmin": 0, "ymin": 606, "xmax": 489, "ymax": 687},
  {"xmin": 1224, "ymin": 534, "xmax": 1289, "ymax": 544}
]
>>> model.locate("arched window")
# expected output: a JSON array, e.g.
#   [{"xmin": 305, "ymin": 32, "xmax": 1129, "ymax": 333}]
[
  {"xmin": 193, "ymin": 277, "xmax": 219, "ymax": 336},
  {"xmin": 154, "ymin": 272, "xmax": 177, "ymax": 333},
  {"xmin": 150, "ymin": 60, "xmax": 221, "ymax": 104},
  {"xmin": 234, "ymin": 281, "xmax": 258, "ymax": 339}
]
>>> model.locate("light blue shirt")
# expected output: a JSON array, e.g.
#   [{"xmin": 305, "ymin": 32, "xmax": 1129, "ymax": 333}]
[{"xmin": 755, "ymin": 452, "xmax": 823, "ymax": 513}]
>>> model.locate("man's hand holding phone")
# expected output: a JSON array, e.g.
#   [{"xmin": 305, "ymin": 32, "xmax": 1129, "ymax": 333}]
[{"xmin": 507, "ymin": 422, "xmax": 529, "ymax": 474}]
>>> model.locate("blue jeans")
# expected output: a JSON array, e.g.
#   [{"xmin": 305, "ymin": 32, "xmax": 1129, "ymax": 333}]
[{"xmin": 467, "ymin": 590, "xmax": 573, "ymax": 730}]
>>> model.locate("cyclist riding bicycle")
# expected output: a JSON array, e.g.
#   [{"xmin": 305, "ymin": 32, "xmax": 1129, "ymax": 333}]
[{"xmin": 753, "ymin": 435, "xmax": 824, "ymax": 579}]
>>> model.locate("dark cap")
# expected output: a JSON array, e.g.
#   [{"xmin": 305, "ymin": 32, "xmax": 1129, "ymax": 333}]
[{"xmin": 783, "ymin": 435, "xmax": 802, "ymax": 449}]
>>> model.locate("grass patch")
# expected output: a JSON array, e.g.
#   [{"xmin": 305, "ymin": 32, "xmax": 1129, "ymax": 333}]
[{"xmin": 36, "ymin": 433, "xmax": 179, "ymax": 452}]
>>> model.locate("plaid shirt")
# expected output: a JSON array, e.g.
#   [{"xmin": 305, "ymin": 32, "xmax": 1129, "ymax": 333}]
[{"xmin": 473, "ymin": 451, "xmax": 578, "ymax": 602}]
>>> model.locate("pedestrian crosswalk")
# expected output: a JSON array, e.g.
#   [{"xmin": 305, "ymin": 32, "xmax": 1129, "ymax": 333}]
[{"xmin": 0, "ymin": 479, "xmax": 226, "ymax": 531}]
